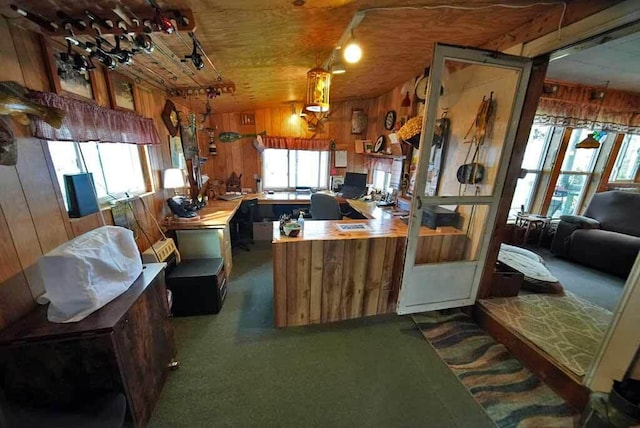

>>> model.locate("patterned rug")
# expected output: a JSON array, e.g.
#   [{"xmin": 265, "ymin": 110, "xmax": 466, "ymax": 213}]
[
  {"xmin": 478, "ymin": 292, "xmax": 612, "ymax": 378},
  {"xmin": 413, "ymin": 311, "xmax": 578, "ymax": 428}
]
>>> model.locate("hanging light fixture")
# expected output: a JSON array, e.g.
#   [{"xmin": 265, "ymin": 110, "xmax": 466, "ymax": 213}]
[
  {"xmin": 576, "ymin": 81, "xmax": 609, "ymax": 149},
  {"xmin": 305, "ymin": 66, "xmax": 331, "ymax": 113},
  {"xmin": 343, "ymin": 31, "xmax": 362, "ymax": 64},
  {"xmin": 331, "ymin": 47, "xmax": 346, "ymax": 74}
]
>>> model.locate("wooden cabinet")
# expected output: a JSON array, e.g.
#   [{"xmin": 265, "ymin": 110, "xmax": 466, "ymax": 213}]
[{"xmin": 0, "ymin": 264, "xmax": 176, "ymax": 427}]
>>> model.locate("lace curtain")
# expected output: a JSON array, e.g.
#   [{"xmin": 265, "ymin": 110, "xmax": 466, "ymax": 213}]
[
  {"xmin": 28, "ymin": 91, "xmax": 162, "ymax": 144},
  {"xmin": 534, "ymin": 82, "xmax": 640, "ymax": 135}
]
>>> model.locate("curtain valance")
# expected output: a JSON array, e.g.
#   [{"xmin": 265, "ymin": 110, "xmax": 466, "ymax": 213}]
[
  {"xmin": 263, "ymin": 135, "xmax": 330, "ymax": 151},
  {"xmin": 27, "ymin": 91, "xmax": 161, "ymax": 144},
  {"xmin": 534, "ymin": 82, "xmax": 640, "ymax": 135}
]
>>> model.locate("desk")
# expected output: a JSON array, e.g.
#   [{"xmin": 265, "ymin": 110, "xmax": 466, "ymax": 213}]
[
  {"xmin": 272, "ymin": 219, "xmax": 466, "ymax": 327},
  {"xmin": 346, "ymin": 199, "xmax": 407, "ymax": 220},
  {"xmin": 163, "ymin": 199, "xmax": 243, "ymax": 275},
  {"xmin": 0, "ymin": 264, "xmax": 174, "ymax": 427},
  {"xmin": 251, "ymin": 191, "xmax": 346, "ymax": 205}
]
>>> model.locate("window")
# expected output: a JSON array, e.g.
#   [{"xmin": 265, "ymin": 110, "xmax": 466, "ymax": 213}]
[
  {"xmin": 48, "ymin": 141, "xmax": 148, "ymax": 208},
  {"xmin": 262, "ymin": 149, "xmax": 329, "ymax": 189},
  {"xmin": 610, "ymin": 134, "xmax": 640, "ymax": 182},
  {"xmin": 508, "ymin": 125, "xmax": 552, "ymax": 218},
  {"xmin": 547, "ymin": 129, "xmax": 605, "ymax": 217},
  {"xmin": 372, "ymin": 169, "xmax": 391, "ymax": 191}
]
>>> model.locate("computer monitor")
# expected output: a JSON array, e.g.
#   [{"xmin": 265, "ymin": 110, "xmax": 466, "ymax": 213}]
[{"xmin": 340, "ymin": 172, "xmax": 368, "ymax": 198}]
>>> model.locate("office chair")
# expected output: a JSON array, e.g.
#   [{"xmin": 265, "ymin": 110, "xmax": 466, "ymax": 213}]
[
  {"xmin": 231, "ymin": 197, "xmax": 258, "ymax": 251},
  {"xmin": 310, "ymin": 193, "xmax": 343, "ymax": 220}
]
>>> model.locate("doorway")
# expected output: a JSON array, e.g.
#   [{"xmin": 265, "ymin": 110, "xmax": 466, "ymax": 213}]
[{"xmin": 476, "ymin": 25, "xmax": 640, "ymax": 385}]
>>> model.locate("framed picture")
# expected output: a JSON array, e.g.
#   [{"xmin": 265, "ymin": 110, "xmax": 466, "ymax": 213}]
[
  {"xmin": 169, "ymin": 136, "xmax": 186, "ymax": 169},
  {"xmin": 106, "ymin": 72, "xmax": 136, "ymax": 111},
  {"xmin": 364, "ymin": 141, "xmax": 373, "ymax": 153},
  {"xmin": 41, "ymin": 36, "xmax": 97, "ymax": 101},
  {"xmin": 351, "ymin": 109, "xmax": 368, "ymax": 134}
]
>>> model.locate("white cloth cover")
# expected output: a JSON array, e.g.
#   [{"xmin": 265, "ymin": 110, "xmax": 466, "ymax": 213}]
[
  {"xmin": 37, "ymin": 226, "xmax": 142, "ymax": 323},
  {"xmin": 498, "ymin": 243, "xmax": 557, "ymax": 283}
]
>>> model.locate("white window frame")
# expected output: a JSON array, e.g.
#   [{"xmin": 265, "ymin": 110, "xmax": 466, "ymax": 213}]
[
  {"xmin": 610, "ymin": 134, "xmax": 640, "ymax": 183},
  {"xmin": 48, "ymin": 141, "xmax": 151, "ymax": 207},
  {"xmin": 262, "ymin": 149, "xmax": 329, "ymax": 190}
]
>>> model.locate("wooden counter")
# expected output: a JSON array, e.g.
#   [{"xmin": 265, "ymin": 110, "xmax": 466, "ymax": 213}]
[
  {"xmin": 162, "ymin": 199, "xmax": 243, "ymax": 230},
  {"xmin": 272, "ymin": 218, "xmax": 467, "ymax": 327},
  {"xmin": 345, "ymin": 199, "xmax": 407, "ymax": 220}
]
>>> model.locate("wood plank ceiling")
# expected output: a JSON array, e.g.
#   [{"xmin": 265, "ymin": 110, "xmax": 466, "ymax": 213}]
[{"xmin": 0, "ymin": 0, "xmax": 592, "ymax": 112}]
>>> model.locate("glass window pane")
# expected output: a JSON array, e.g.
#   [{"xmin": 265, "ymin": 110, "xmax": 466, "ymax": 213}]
[
  {"xmin": 48, "ymin": 141, "xmax": 83, "ymax": 209},
  {"xmin": 263, "ymin": 149, "xmax": 289, "ymax": 189},
  {"xmin": 521, "ymin": 125, "xmax": 551, "ymax": 170},
  {"xmin": 561, "ymin": 129, "xmax": 605, "ymax": 172},
  {"xmin": 509, "ymin": 172, "xmax": 538, "ymax": 218},
  {"xmin": 97, "ymin": 143, "xmax": 145, "ymax": 197},
  {"xmin": 77, "ymin": 142, "xmax": 107, "ymax": 199},
  {"xmin": 319, "ymin": 152, "xmax": 329, "ymax": 188},
  {"xmin": 295, "ymin": 150, "xmax": 320, "ymax": 187},
  {"xmin": 611, "ymin": 135, "xmax": 640, "ymax": 181},
  {"xmin": 547, "ymin": 173, "xmax": 588, "ymax": 217}
]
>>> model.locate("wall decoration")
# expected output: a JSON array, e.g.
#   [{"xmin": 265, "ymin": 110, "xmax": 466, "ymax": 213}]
[
  {"xmin": 106, "ymin": 72, "xmax": 135, "ymax": 111},
  {"xmin": 42, "ymin": 37, "xmax": 97, "ymax": 101},
  {"xmin": 162, "ymin": 99, "xmax": 180, "ymax": 136},
  {"xmin": 374, "ymin": 135, "xmax": 386, "ymax": 153},
  {"xmin": 384, "ymin": 110, "xmax": 396, "ymax": 130},
  {"xmin": 364, "ymin": 141, "xmax": 373, "ymax": 153},
  {"xmin": 351, "ymin": 109, "xmax": 368, "ymax": 134},
  {"xmin": 169, "ymin": 136, "xmax": 186, "ymax": 169},
  {"xmin": 240, "ymin": 113, "xmax": 255, "ymax": 125}
]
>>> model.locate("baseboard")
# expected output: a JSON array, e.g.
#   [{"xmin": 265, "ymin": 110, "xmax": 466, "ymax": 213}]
[{"xmin": 473, "ymin": 304, "xmax": 590, "ymax": 411}]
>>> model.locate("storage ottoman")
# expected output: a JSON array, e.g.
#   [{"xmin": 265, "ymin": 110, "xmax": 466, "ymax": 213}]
[{"xmin": 166, "ymin": 258, "xmax": 227, "ymax": 316}]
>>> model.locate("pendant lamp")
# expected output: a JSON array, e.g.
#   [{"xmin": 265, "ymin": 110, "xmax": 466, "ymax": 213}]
[
  {"xmin": 305, "ymin": 66, "xmax": 331, "ymax": 113},
  {"xmin": 576, "ymin": 81, "xmax": 609, "ymax": 149}
]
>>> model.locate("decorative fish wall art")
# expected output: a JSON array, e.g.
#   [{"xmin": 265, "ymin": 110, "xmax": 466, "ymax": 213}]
[
  {"xmin": 0, "ymin": 81, "xmax": 65, "ymax": 129},
  {"xmin": 218, "ymin": 130, "xmax": 266, "ymax": 143}
]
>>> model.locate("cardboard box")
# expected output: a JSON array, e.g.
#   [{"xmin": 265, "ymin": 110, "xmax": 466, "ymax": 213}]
[{"xmin": 253, "ymin": 221, "xmax": 274, "ymax": 241}]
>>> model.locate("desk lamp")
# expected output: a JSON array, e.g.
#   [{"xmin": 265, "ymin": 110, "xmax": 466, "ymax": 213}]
[
  {"xmin": 163, "ymin": 168, "xmax": 186, "ymax": 196},
  {"xmin": 164, "ymin": 168, "xmax": 197, "ymax": 218}
]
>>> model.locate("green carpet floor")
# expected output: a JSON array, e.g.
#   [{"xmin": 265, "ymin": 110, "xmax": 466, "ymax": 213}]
[{"xmin": 149, "ymin": 242, "xmax": 494, "ymax": 428}]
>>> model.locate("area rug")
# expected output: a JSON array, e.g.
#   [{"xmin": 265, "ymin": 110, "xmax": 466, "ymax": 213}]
[
  {"xmin": 478, "ymin": 292, "xmax": 612, "ymax": 378},
  {"xmin": 413, "ymin": 311, "xmax": 577, "ymax": 428}
]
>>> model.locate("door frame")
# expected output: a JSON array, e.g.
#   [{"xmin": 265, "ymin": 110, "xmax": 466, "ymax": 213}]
[
  {"xmin": 397, "ymin": 43, "xmax": 536, "ymax": 315},
  {"xmin": 477, "ymin": 1, "xmax": 640, "ymax": 393}
]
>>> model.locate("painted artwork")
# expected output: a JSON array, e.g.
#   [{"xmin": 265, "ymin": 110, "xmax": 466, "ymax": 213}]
[
  {"xmin": 56, "ymin": 57, "xmax": 94, "ymax": 100},
  {"xmin": 109, "ymin": 73, "xmax": 135, "ymax": 110},
  {"xmin": 169, "ymin": 136, "xmax": 186, "ymax": 169}
]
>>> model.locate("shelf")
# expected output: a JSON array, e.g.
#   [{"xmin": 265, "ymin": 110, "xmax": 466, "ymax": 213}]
[{"xmin": 362, "ymin": 152, "xmax": 406, "ymax": 160}]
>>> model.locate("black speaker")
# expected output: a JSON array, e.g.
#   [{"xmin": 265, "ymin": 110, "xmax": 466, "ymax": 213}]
[{"xmin": 64, "ymin": 173, "xmax": 99, "ymax": 218}]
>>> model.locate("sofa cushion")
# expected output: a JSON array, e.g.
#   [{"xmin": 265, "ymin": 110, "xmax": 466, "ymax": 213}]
[
  {"xmin": 568, "ymin": 228, "xmax": 640, "ymax": 277},
  {"xmin": 584, "ymin": 191, "xmax": 640, "ymax": 237}
]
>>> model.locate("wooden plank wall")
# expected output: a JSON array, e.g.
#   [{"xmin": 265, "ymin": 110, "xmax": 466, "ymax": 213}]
[
  {"xmin": 273, "ymin": 237, "xmax": 405, "ymax": 327},
  {"xmin": 0, "ymin": 18, "xmax": 180, "ymax": 329}
]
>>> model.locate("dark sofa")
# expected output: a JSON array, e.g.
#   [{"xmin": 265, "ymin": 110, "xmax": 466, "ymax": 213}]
[{"xmin": 550, "ymin": 191, "xmax": 640, "ymax": 278}]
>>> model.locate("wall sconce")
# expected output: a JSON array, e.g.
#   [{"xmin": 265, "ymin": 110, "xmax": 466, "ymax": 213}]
[{"xmin": 542, "ymin": 84, "xmax": 558, "ymax": 94}]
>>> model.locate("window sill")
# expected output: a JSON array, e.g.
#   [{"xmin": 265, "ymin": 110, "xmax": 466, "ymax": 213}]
[{"xmin": 100, "ymin": 191, "xmax": 155, "ymax": 211}]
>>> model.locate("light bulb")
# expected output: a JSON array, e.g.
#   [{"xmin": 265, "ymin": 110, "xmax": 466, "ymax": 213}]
[{"xmin": 343, "ymin": 42, "xmax": 362, "ymax": 63}]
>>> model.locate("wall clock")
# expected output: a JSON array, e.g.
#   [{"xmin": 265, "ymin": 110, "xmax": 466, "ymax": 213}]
[
  {"xmin": 162, "ymin": 99, "xmax": 180, "ymax": 137},
  {"xmin": 374, "ymin": 135, "xmax": 386, "ymax": 153},
  {"xmin": 384, "ymin": 110, "xmax": 396, "ymax": 130}
]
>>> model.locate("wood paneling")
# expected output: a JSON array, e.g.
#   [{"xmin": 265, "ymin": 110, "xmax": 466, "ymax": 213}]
[
  {"xmin": 273, "ymin": 230, "xmax": 466, "ymax": 327},
  {"xmin": 0, "ymin": 16, "xmax": 176, "ymax": 330}
]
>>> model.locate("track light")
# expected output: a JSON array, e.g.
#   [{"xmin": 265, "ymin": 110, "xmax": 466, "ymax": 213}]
[
  {"xmin": 343, "ymin": 33, "xmax": 362, "ymax": 64},
  {"xmin": 331, "ymin": 47, "xmax": 346, "ymax": 74}
]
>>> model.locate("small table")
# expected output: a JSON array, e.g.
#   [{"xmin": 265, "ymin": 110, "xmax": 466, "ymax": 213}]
[{"xmin": 515, "ymin": 213, "xmax": 551, "ymax": 246}]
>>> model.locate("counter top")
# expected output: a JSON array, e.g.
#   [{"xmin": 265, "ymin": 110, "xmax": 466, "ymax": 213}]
[
  {"xmin": 272, "ymin": 219, "xmax": 464, "ymax": 243},
  {"xmin": 162, "ymin": 199, "xmax": 243, "ymax": 230},
  {"xmin": 346, "ymin": 199, "xmax": 407, "ymax": 220}
]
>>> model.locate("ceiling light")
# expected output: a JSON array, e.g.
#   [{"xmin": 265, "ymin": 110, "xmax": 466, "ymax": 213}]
[
  {"xmin": 331, "ymin": 47, "xmax": 346, "ymax": 74},
  {"xmin": 343, "ymin": 41, "xmax": 362, "ymax": 63},
  {"xmin": 575, "ymin": 133, "xmax": 601, "ymax": 149}
]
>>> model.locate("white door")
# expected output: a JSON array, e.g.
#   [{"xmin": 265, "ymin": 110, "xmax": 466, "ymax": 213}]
[{"xmin": 397, "ymin": 44, "xmax": 534, "ymax": 314}]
